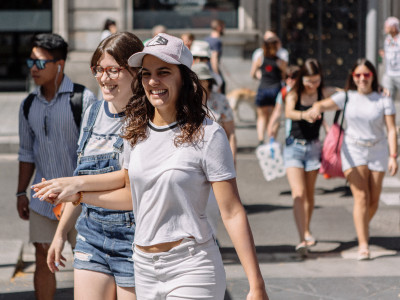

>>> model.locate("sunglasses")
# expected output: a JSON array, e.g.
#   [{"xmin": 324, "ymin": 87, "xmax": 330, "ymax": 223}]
[
  {"xmin": 91, "ymin": 66, "xmax": 124, "ymax": 79},
  {"xmin": 26, "ymin": 58, "xmax": 58, "ymax": 70},
  {"xmin": 286, "ymin": 75, "xmax": 296, "ymax": 80},
  {"xmin": 352, "ymin": 72, "xmax": 372, "ymax": 79}
]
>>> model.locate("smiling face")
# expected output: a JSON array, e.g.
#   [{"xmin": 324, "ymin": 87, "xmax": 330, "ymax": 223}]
[
  {"xmin": 352, "ymin": 65, "xmax": 373, "ymax": 94},
  {"xmin": 30, "ymin": 47, "xmax": 60, "ymax": 87},
  {"xmin": 96, "ymin": 52, "xmax": 134, "ymax": 111},
  {"xmin": 141, "ymin": 55, "xmax": 183, "ymax": 117}
]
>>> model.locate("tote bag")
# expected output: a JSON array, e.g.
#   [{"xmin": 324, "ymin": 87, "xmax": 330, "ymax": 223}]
[{"xmin": 319, "ymin": 92, "xmax": 348, "ymax": 179}]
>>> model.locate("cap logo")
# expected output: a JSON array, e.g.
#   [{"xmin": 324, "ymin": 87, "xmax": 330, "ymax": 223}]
[{"xmin": 148, "ymin": 36, "xmax": 168, "ymax": 47}]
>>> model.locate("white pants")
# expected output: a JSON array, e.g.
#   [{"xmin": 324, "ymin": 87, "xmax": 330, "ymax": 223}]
[{"xmin": 133, "ymin": 237, "xmax": 226, "ymax": 299}]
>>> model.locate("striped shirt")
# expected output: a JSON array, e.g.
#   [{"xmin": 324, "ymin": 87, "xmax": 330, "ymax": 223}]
[{"xmin": 18, "ymin": 75, "xmax": 97, "ymax": 219}]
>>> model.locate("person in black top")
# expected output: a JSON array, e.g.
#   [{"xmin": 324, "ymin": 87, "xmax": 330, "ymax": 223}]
[
  {"xmin": 283, "ymin": 58, "xmax": 336, "ymax": 257},
  {"xmin": 251, "ymin": 37, "xmax": 286, "ymax": 145}
]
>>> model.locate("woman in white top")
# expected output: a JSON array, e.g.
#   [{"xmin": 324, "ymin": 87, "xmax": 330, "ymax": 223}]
[
  {"xmin": 308, "ymin": 58, "xmax": 398, "ymax": 260},
  {"xmin": 33, "ymin": 33, "xmax": 268, "ymax": 300}
]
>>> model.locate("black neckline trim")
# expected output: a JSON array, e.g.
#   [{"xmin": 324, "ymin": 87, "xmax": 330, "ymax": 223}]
[
  {"xmin": 148, "ymin": 122, "xmax": 179, "ymax": 132},
  {"xmin": 104, "ymin": 101, "xmax": 125, "ymax": 118}
]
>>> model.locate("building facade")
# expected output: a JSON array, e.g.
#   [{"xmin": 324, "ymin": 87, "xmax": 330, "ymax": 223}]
[{"xmin": 0, "ymin": 0, "xmax": 398, "ymax": 92}]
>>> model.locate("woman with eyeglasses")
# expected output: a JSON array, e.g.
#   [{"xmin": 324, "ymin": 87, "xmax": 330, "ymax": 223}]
[
  {"xmin": 45, "ymin": 32, "xmax": 143, "ymax": 299},
  {"xmin": 283, "ymin": 58, "xmax": 337, "ymax": 257},
  {"xmin": 307, "ymin": 58, "xmax": 398, "ymax": 260},
  {"xmin": 33, "ymin": 33, "xmax": 268, "ymax": 300}
]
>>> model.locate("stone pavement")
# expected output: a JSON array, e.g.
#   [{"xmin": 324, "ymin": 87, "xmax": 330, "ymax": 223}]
[{"xmin": 0, "ymin": 92, "xmax": 400, "ymax": 299}]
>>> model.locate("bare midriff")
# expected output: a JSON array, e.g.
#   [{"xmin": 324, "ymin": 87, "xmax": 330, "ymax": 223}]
[{"xmin": 135, "ymin": 239, "xmax": 184, "ymax": 253}]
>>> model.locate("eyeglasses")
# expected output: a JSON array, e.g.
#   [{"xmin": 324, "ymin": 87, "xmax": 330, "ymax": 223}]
[
  {"xmin": 91, "ymin": 66, "xmax": 124, "ymax": 79},
  {"xmin": 26, "ymin": 58, "xmax": 57, "ymax": 70},
  {"xmin": 352, "ymin": 72, "xmax": 372, "ymax": 79}
]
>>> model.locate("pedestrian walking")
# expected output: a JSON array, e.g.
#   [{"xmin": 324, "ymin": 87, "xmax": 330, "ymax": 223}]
[
  {"xmin": 46, "ymin": 32, "xmax": 143, "ymax": 299},
  {"xmin": 17, "ymin": 33, "xmax": 96, "ymax": 299},
  {"xmin": 33, "ymin": 33, "xmax": 269, "ymax": 300},
  {"xmin": 283, "ymin": 58, "xmax": 336, "ymax": 257},
  {"xmin": 101, "ymin": 19, "xmax": 117, "ymax": 41},
  {"xmin": 308, "ymin": 58, "xmax": 398, "ymax": 260},
  {"xmin": 267, "ymin": 65, "xmax": 300, "ymax": 140},
  {"xmin": 251, "ymin": 36, "xmax": 285, "ymax": 145},
  {"xmin": 205, "ymin": 19, "xmax": 226, "ymax": 93},
  {"xmin": 381, "ymin": 17, "xmax": 400, "ymax": 100}
]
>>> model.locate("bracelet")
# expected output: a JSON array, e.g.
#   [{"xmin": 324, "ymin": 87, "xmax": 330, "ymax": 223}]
[
  {"xmin": 72, "ymin": 191, "xmax": 83, "ymax": 206},
  {"xmin": 16, "ymin": 192, "xmax": 27, "ymax": 197},
  {"xmin": 390, "ymin": 153, "xmax": 398, "ymax": 158}
]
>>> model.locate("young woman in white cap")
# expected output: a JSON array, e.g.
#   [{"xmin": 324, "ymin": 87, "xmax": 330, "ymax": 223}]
[{"xmin": 33, "ymin": 33, "xmax": 269, "ymax": 300}]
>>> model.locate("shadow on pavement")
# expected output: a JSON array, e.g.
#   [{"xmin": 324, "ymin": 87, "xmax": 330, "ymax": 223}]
[
  {"xmin": 221, "ymin": 235, "xmax": 400, "ymax": 264},
  {"xmin": 0, "ymin": 288, "xmax": 73, "ymax": 300},
  {"xmin": 243, "ymin": 204, "xmax": 292, "ymax": 214}
]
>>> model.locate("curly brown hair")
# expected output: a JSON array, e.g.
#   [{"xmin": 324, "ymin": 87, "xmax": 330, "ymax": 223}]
[{"xmin": 122, "ymin": 64, "xmax": 209, "ymax": 147}]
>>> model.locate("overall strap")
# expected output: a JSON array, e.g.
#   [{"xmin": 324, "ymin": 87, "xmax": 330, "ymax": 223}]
[
  {"xmin": 112, "ymin": 136, "xmax": 124, "ymax": 154},
  {"xmin": 76, "ymin": 100, "xmax": 103, "ymax": 157}
]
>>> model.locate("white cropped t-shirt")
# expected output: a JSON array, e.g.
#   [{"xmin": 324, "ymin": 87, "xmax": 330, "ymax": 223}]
[{"xmin": 123, "ymin": 118, "xmax": 236, "ymax": 246}]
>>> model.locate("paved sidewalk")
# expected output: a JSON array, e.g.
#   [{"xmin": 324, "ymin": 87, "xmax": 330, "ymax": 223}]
[{"xmin": 0, "ymin": 93, "xmax": 399, "ymax": 299}]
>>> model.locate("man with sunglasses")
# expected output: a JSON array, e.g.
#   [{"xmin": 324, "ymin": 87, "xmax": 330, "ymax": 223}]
[{"xmin": 16, "ymin": 33, "xmax": 96, "ymax": 300}]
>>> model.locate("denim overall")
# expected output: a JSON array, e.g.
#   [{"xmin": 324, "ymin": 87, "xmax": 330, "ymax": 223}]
[{"xmin": 73, "ymin": 100, "xmax": 135, "ymax": 287}]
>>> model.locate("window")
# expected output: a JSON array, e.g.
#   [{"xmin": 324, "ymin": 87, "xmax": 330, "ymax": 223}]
[{"xmin": 133, "ymin": 0, "xmax": 239, "ymax": 29}]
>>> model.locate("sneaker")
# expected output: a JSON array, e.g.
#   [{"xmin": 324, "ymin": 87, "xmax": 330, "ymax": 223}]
[{"xmin": 295, "ymin": 242, "xmax": 308, "ymax": 257}]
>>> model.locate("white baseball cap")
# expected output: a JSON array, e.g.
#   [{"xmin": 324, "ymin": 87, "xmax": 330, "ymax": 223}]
[
  {"xmin": 128, "ymin": 33, "xmax": 193, "ymax": 69},
  {"xmin": 190, "ymin": 40, "xmax": 211, "ymax": 58}
]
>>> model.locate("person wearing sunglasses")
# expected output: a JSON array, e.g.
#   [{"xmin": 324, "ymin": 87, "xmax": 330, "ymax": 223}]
[
  {"xmin": 45, "ymin": 32, "xmax": 143, "ymax": 300},
  {"xmin": 308, "ymin": 58, "xmax": 398, "ymax": 260},
  {"xmin": 17, "ymin": 33, "xmax": 97, "ymax": 299}
]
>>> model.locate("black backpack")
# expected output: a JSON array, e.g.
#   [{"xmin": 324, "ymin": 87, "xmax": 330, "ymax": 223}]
[{"xmin": 23, "ymin": 83, "xmax": 85, "ymax": 128}]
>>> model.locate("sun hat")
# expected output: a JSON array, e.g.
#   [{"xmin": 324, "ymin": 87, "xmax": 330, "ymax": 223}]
[
  {"xmin": 191, "ymin": 63, "xmax": 214, "ymax": 81},
  {"xmin": 128, "ymin": 33, "xmax": 193, "ymax": 69},
  {"xmin": 190, "ymin": 40, "xmax": 211, "ymax": 58}
]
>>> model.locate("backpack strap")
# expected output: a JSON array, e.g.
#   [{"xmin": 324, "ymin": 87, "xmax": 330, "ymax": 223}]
[
  {"xmin": 70, "ymin": 83, "xmax": 85, "ymax": 128},
  {"xmin": 23, "ymin": 93, "xmax": 36, "ymax": 120}
]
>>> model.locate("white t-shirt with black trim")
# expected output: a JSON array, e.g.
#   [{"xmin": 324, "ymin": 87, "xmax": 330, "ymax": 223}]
[{"xmin": 123, "ymin": 118, "xmax": 236, "ymax": 246}]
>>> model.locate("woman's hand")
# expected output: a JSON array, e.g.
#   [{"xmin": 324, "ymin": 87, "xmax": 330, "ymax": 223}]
[
  {"xmin": 247, "ymin": 286, "xmax": 269, "ymax": 300},
  {"xmin": 302, "ymin": 107, "xmax": 321, "ymax": 123},
  {"xmin": 32, "ymin": 177, "xmax": 81, "ymax": 203},
  {"xmin": 47, "ymin": 235, "xmax": 67, "ymax": 273},
  {"xmin": 388, "ymin": 157, "xmax": 398, "ymax": 176}
]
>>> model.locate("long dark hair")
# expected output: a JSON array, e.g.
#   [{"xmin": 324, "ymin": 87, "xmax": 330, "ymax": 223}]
[
  {"xmin": 123, "ymin": 64, "xmax": 209, "ymax": 147},
  {"xmin": 345, "ymin": 58, "xmax": 379, "ymax": 92},
  {"xmin": 292, "ymin": 58, "xmax": 324, "ymax": 96},
  {"xmin": 91, "ymin": 32, "xmax": 143, "ymax": 78}
]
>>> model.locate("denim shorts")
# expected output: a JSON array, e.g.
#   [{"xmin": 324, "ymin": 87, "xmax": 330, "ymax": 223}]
[
  {"xmin": 74, "ymin": 204, "xmax": 135, "ymax": 287},
  {"xmin": 284, "ymin": 139, "xmax": 322, "ymax": 171},
  {"xmin": 133, "ymin": 237, "xmax": 226, "ymax": 299},
  {"xmin": 255, "ymin": 87, "xmax": 281, "ymax": 107}
]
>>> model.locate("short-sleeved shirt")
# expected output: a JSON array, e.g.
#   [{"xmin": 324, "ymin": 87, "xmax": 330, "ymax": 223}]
[
  {"xmin": 331, "ymin": 90, "xmax": 395, "ymax": 141},
  {"xmin": 384, "ymin": 33, "xmax": 400, "ymax": 76},
  {"xmin": 123, "ymin": 118, "xmax": 236, "ymax": 246},
  {"xmin": 207, "ymin": 92, "xmax": 234, "ymax": 125},
  {"xmin": 204, "ymin": 36, "xmax": 222, "ymax": 61}
]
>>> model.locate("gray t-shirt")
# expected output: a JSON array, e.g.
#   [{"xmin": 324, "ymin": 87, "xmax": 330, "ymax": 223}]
[
  {"xmin": 79, "ymin": 101, "xmax": 125, "ymax": 165},
  {"xmin": 123, "ymin": 118, "xmax": 236, "ymax": 246},
  {"xmin": 331, "ymin": 90, "xmax": 395, "ymax": 141}
]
